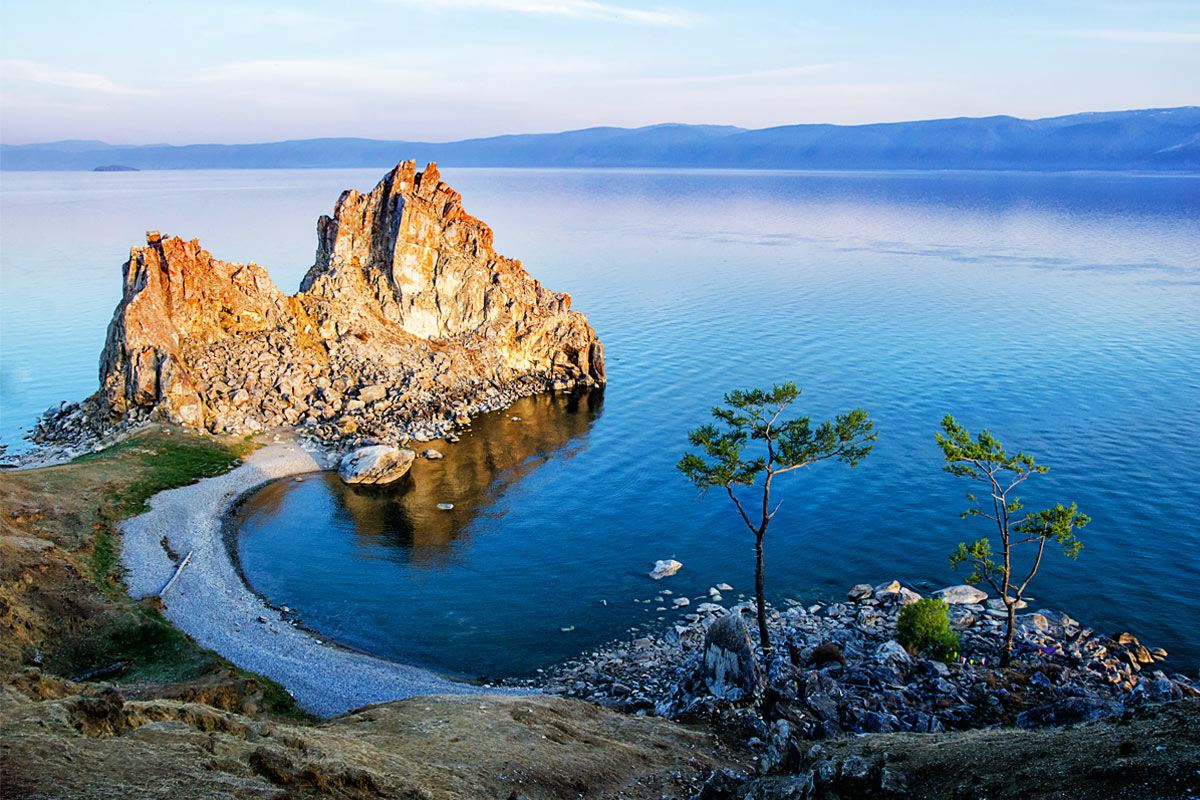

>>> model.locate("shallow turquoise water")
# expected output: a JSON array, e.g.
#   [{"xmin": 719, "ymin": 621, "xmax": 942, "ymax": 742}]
[{"xmin": 3, "ymin": 168, "xmax": 1198, "ymax": 677}]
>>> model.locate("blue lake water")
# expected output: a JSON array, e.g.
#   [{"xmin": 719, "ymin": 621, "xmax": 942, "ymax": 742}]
[{"xmin": 2, "ymin": 168, "xmax": 1198, "ymax": 677}]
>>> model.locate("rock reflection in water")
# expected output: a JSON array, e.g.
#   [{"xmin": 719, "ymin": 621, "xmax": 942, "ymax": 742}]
[{"xmin": 310, "ymin": 388, "xmax": 599, "ymax": 568}]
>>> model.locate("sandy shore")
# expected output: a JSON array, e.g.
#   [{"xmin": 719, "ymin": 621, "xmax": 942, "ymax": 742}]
[{"xmin": 121, "ymin": 433, "xmax": 526, "ymax": 716}]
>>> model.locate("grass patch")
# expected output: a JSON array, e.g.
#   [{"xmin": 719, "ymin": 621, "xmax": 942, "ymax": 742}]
[
  {"xmin": 89, "ymin": 527, "xmax": 117, "ymax": 586},
  {"xmin": 77, "ymin": 433, "xmax": 257, "ymax": 517},
  {"xmin": 76, "ymin": 432, "xmax": 257, "ymax": 591}
]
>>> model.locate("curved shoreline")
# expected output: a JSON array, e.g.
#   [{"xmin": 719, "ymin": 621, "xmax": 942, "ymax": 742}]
[{"xmin": 120, "ymin": 433, "xmax": 528, "ymax": 717}]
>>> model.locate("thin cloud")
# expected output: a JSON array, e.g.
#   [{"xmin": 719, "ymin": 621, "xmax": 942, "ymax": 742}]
[
  {"xmin": 1064, "ymin": 30, "xmax": 1200, "ymax": 43},
  {"xmin": 376, "ymin": 0, "xmax": 692, "ymax": 26},
  {"xmin": 1, "ymin": 60, "xmax": 162, "ymax": 95},
  {"xmin": 614, "ymin": 64, "xmax": 836, "ymax": 86}
]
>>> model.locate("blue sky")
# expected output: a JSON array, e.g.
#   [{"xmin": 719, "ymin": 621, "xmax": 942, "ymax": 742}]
[{"xmin": 1, "ymin": 0, "xmax": 1197, "ymax": 144}]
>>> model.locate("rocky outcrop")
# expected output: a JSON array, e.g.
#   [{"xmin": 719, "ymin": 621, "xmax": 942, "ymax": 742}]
[{"xmin": 87, "ymin": 162, "xmax": 605, "ymax": 445}]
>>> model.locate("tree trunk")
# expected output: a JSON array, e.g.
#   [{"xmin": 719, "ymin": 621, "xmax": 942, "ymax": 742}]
[
  {"xmin": 1001, "ymin": 600, "xmax": 1016, "ymax": 667},
  {"xmin": 755, "ymin": 532, "xmax": 771, "ymax": 652}
]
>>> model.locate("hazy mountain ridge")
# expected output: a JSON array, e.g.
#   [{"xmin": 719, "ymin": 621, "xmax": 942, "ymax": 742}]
[{"xmin": 3, "ymin": 108, "xmax": 1197, "ymax": 171}]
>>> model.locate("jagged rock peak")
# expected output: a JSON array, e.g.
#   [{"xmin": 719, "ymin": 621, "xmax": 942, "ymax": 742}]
[
  {"xmin": 300, "ymin": 161, "xmax": 603, "ymax": 378},
  {"xmin": 94, "ymin": 163, "xmax": 605, "ymax": 440}
]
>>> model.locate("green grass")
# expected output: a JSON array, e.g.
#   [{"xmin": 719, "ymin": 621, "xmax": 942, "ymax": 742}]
[
  {"xmin": 89, "ymin": 528, "xmax": 117, "ymax": 586},
  {"xmin": 76, "ymin": 433, "xmax": 256, "ymax": 516}
]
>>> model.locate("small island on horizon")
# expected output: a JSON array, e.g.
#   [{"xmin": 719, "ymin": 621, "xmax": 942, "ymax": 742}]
[{"xmin": 91, "ymin": 164, "xmax": 139, "ymax": 172}]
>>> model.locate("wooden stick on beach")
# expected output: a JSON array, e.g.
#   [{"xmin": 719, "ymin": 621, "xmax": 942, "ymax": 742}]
[{"xmin": 159, "ymin": 550, "xmax": 193, "ymax": 597}]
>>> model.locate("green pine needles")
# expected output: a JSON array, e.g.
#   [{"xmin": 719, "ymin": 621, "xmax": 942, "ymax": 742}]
[
  {"xmin": 936, "ymin": 415, "xmax": 1089, "ymax": 666},
  {"xmin": 678, "ymin": 383, "xmax": 875, "ymax": 651}
]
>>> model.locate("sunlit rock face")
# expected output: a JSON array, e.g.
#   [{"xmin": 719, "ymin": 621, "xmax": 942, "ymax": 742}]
[
  {"xmin": 96, "ymin": 162, "xmax": 605, "ymax": 442},
  {"xmin": 98, "ymin": 234, "xmax": 314, "ymax": 428},
  {"xmin": 300, "ymin": 161, "xmax": 604, "ymax": 383}
]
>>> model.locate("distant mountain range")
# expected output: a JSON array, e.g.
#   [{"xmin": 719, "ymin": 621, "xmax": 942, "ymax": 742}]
[{"xmin": 4, "ymin": 108, "xmax": 1198, "ymax": 171}]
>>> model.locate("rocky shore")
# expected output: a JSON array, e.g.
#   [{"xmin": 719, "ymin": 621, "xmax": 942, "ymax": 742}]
[{"xmin": 532, "ymin": 578, "xmax": 1198, "ymax": 790}]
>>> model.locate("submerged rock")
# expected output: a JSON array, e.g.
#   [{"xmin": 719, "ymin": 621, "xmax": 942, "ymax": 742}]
[{"xmin": 337, "ymin": 446, "xmax": 415, "ymax": 485}]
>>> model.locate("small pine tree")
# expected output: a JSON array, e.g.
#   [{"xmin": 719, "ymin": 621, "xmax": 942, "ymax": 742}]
[
  {"xmin": 678, "ymin": 383, "xmax": 875, "ymax": 651},
  {"xmin": 936, "ymin": 416, "xmax": 1089, "ymax": 667}
]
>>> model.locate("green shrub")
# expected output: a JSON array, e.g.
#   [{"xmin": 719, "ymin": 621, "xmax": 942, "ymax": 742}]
[{"xmin": 897, "ymin": 598, "xmax": 959, "ymax": 662}]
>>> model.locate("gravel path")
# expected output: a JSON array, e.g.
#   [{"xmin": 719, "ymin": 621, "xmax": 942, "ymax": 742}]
[{"xmin": 121, "ymin": 434, "xmax": 528, "ymax": 716}]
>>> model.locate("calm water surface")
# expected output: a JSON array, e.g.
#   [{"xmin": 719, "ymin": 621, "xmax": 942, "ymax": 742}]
[{"xmin": 2, "ymin": 168, "xmax": 1198, "ymax": 677}]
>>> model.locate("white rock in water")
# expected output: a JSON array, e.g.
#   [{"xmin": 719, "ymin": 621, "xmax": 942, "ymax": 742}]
[
  {"xmin": 422, "ymin": 449, "xmax": 444, "ymax": 459},
  {"xmin": 672, "ymin": 597, "xmax": 690, "ymax": 608},
  {"xmin": 933, "ymin": 585, "xmax": 989, "ymax": 605},
  {"xmin": 897, "ymin": 588, "xmax": 923, "ymax": 606},
  {"xmin": 649, "ymin": 559, "xmax": 683, "ymax": 579},
  {"xmin": 436, "ymin": 503, "xmax": 454, "ymax": 511},
  {"xmin": 337, "ymin": 446, "xmax": 415, "ymax": 485},
  {"xmin": 717, "ymin": 583, "xmax": 733, "ymax": 592}
]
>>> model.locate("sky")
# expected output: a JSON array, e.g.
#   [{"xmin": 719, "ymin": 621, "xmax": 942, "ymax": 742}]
[{"xmin": 1, "ymin": 0, "xmax": 1197, "ymax": 145}]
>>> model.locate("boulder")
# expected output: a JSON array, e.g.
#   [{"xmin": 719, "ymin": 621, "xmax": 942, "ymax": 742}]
[
  {"xmin": 987, "ymin": 598, "xmax": 1027, "ymax": 611},
  {"xmin": 848, "ymin": 584, "xmax": 874, "ymax": 601},
  {"xmin": 701, "ymin": 613, "xmax": 761, "ymax": 701},
  {"xmin": 802, "ymin": 672, "xmax": 843, "ymax": 721},
  {"xmin": 357, "ymin": 384, "xmax": 388, "ymax": 404},
  {"xmin": 337, "ymin": 446, "xmax": 415, "ymax": 485},
  {"xmin": 933, "ymin": 584, "xmax": 988, "ymax": 605},
  {"xmin": 897, "ymin": 587, "xmax": 922, "ymax": 606},
  {"xmin": 1036, "ymin": 608, "xmax": 1077, "ymax": 628},
  {"xmin": 649, "ymin": 559, "xmax": 682, "ymax": 579},
  {"xmin": 875, "ymin": 640, "xmax": 913, "ymax": 677},
  {"xmin": 1017, "ymin": 613, "xmax": 1050, "ymax": 632},
  {"xmin": 873, "ymin": 580, "xmax": 902, "ymax": 600},
  {"xmin": 421, "ymin": 449, "xmax": 444, "ymax": 459}
]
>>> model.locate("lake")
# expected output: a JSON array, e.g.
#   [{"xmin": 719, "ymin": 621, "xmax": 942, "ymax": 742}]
[{"xmin": 2, "ymin": 167, "xmax": 1197, "ymax": 677}]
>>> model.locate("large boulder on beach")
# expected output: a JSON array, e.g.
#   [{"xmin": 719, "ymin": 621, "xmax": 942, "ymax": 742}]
[
  {"xmin": 338, "ymin": 446, "xmax": 415, "ymax": 485},
  {"xmin": 702, "ymin": 613, "xmax": 761, "ymax": 701}
]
